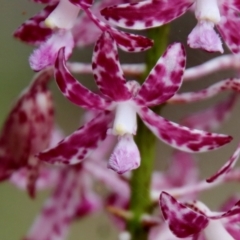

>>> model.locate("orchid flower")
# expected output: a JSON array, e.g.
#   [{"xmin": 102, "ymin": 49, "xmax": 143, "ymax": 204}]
[
  {"xmin": 101, "ymin": 0, "xmax": 240, "ymax": 53},
  {"xmin": 160, "ymin": 191, "xmax": 240, "ymax": 239},
  {"xmin": 37, "ymin": 32, "xmax": 232, "ymax": 175},
  {"xmin": 0, "ymin": 69, "xmax": 55, "ymax": 196},
  {"xmin": 14, "ymin": 0, "xmax": 152, "ymax": 71}
]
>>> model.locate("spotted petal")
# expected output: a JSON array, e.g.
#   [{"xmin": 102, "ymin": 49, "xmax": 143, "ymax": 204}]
[
  {"xmin": 13, "ymin": 4, "xmax": 56, "ymax": 45},
  {"xmin": 169, "ymin": 78, "xmax": 240, "ymax": 103},
  {"xmin": 55, "ymin": 48, "xmax": 111, "ymax": 110},
  {"xmin": 138, "ymin": 107, "xmax": 232, "ymax": 152},
  {"xmin": 0, "ymin": 69, "xmax": 54, "ymax": 179},
  {"xmin": 160, "ymin": 192, "xmax": 209, "ymax": 238},
  {"xmin": 101, "ymin": 0, "xmax": 193, "ymax": 30},
  {"xmin": 83, "ymin": 7, "xmax": 153, "ymax": 52},
  {"xmin": 37, "ymin": 111, "xmax": 113, "ymax": 165},
  {"xmin": 135, "ymin": 43, "xmax": 186, "ymax": 107},
  {"xmin": 109, "ymin": 28, "xmax": 153, "ymax": 52},
  {"xmin": 92, "ymin": 32, "xmax": 131, "ymax": 101},
  {"xmin": 217, "ymin": 7, "xmax": 240, "ymax": 54}
]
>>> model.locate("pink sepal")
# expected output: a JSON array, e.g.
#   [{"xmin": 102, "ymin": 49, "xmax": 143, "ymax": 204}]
[
  {"xmin": 138, "ymin": 107, "xmax": 232, "ymax": 153},
  {"xmin": 37, "ymin": 111, "xmax": 113, "ymax": 165},
  {"xmin": 101, "ymin": 0, "xmax": 193, "ymax": 30},
  {"xmin": 92, "ymin": 32, "xmax": 131, "ymax": 101},
  {"xmin": 13, "ymin": 4, "xmax": 56, "ymax": 45},
  {"xmin": 135, "ymin": 43, "xmax": 186, "ymax": 106},
  {"xmin": 55, "ymin": 48, "xmax": 112, "ymax": 110}
]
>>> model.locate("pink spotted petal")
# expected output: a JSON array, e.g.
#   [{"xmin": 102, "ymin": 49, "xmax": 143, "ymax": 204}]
[
  {"xmin": 82, "ymin": 7, "xmax": 153, "ymax": 52},
  {"xmin": 0, "ymin": 69, "xmax": 54, "ymax": 179},
  {"xmin": 101, "ymin": 0, "xmax": 193, "ymax": 30},
  {"xmin": 37, "ymin": 111, "xmax": 113, "ymax": 165},
  {"xmin": 206, "ymin": 142, "xmax": 240, "ymax": 183},
  {"xmin": 13, "ymin": 4, "xmax": 56, "ymax": 45},
  {"xmin": 135, "ymin": 43, "xmax": 186, "ymax": 107},
  {"xmin": 182, "ymin": 94, "xmax": 238, "ymax": 131},
  {"xmin": 92, "ymin": 32, "xmax": 131, "ymax": 101},
  {"xmin": 169, "ymin": 78, "xmax": 240, "ymax": 103},
  {"xmin": 160, "ymin": 192, "xmax": 209, "ymax": 238},
  {"xmin": 217, "ymin": 7, "xmax": 240, "ymax": 54},
  {"xmin": 138, "ymin": 107, "xmax": 232, "ymax": 152},
  {"xmin": 108, "ymin": 134, "xmax": 140, "ymax": 174},
  {"xmin": 188, "ymin": 21, "xmax": 223, "ymax": 53},
  {"xmin": 55, "ymin": 48, "xmax": 111, "ymax": 110},
  {"xmin": 109, "ymin": 28, "xmax": 153, "ymax": 52},
  {"xmin": 29, "ymin": 31, "xmax": 74, "ymax": 71}
]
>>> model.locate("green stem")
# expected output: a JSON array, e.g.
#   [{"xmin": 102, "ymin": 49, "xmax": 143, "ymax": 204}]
[{"xmin": 127, "ymin": 25, "xmax": 169, "ymax": 240}]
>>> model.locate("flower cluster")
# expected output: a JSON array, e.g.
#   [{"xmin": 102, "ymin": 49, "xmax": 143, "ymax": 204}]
[{"xmin": 2, "ymin": 0, "xmax": 240, "ymax": 239}]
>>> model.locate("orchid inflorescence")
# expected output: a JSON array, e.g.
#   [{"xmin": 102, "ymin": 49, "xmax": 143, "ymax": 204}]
[{"xmin": 2, "ymin": 0, "xmax": 240, "ymax": 239}]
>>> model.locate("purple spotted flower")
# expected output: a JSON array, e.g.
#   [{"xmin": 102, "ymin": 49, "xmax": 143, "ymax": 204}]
[
  {"xmin": 101, "ymin": 0, "xmax": 240, "ymax": 53},
  {"xmin": 160, "ymin": 191, "xmax": 240, "ymax": 239},
  {"xmin": 37, "ymin": 32, "xmax": 232, "ymax": 174},
  {"xmin": 0, "ymin": 69, "xmax": 55, "ymax": 196},
  {"xmin": 14, "ymin": 0, "xmax": 152, "ymax": 71}
]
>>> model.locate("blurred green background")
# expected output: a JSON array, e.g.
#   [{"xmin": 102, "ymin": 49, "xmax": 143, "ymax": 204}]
[{"xmin": 1, "ymin": 1, "xmax": 240, "ymax": 239}]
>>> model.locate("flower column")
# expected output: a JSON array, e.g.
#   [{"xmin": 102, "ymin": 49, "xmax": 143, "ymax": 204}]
[{"xmin": 127, "ymin": 25, "xmax": 170, "ymax": 240}]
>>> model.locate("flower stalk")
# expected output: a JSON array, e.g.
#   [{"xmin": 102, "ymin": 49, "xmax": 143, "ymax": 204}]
[{"xmin": 127, "ymin": 24, "xmax": 169, "ymax": 239}]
